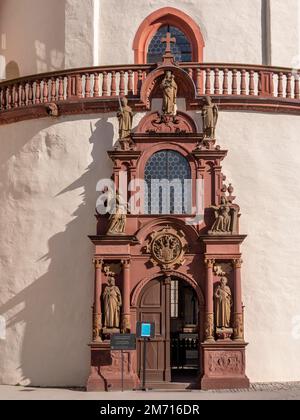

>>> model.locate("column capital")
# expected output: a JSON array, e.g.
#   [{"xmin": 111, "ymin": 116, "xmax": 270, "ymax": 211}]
[
  {"xmin": 205, "ymin": 258, "xmax": 215, "ymax": 268},
  {"xmin": 121, "ymin": 259, "xmax": 130, "ymax": 268},
  {"xmin": 233, "ymin": 258, "xmax": 243, "ymax": 268},
  {"xmin": 93, "ymin": 258, "xmax": 103, "ymax": 269}
]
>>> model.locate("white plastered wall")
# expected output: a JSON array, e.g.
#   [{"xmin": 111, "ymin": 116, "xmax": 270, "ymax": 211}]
[
  {"xmin": 99, "ymin": 0, "xmax": 263, "ymax": 65},
  {"xmin": 0, "ymin": 0, "xmax": 66, "ymax": 78},
  {"xmin": 270, "ymin": 0, "xmax": 300, "ymax": 68},
  {"xmin": 0, "ymin": 110, "xmax": 300, "ymax": 386}
]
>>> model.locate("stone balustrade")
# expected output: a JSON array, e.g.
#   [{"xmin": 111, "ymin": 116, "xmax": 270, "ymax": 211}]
[{"xmin": 0, "ymin": 63, "xmax": 299, "ymax": 120}]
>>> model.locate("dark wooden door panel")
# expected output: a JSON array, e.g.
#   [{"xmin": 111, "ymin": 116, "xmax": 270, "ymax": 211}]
[{"xmin": 138, "ymin": 277, "xmax": 170, "ymax": 384}]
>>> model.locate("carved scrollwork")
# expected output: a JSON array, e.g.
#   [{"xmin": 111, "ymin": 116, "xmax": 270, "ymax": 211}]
[{"xmin": 208, "ymin": 351, "xmax": 243, "ymax": 375}]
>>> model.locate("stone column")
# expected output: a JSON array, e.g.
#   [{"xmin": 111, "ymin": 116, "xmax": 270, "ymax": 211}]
[
  {"xmin": 92, "ymin": 258, "xmax": 103, "ymax": 342},
  {"xmin": 233, "ymin": 258, "xmax": 244, "ymax": 341},
  {"xmin": 204, "ymin": 258, "xmax": 215, "ymax": 342},
  {"xmin": 121, "ymin": 260, "xmax": 131, "ymax": 333}
]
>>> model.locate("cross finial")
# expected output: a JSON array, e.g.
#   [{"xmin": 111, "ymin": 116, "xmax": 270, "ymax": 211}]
[{"xmin": 161, "ymin": 31, "xmax": 176, "ymax": 55}]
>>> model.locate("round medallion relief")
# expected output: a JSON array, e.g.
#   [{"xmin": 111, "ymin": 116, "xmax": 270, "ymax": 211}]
[{"xmin": 151, "ymin": 232, "xmax": 183, "ymax": 265}]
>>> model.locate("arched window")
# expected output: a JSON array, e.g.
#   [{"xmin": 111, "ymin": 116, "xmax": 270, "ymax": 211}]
[
  {"xmin": 144, "ymin": 150, "xmax": 192, "ymax": 215},
  {"xmin": 133, "ymin": 7, "xmax": 205, "ymax": 64},
  {"xmin": 147, "ymin": 25, "xmax": 192, "ymax": 63}
]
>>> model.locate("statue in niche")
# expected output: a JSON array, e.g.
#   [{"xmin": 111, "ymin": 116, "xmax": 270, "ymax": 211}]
[
  {"xmin": 161, "ymin": 70, "xmax": 178, "ymax": 116},
  {"xmin": 215, "ymin": 277, "xmax": 232, "ymax": 329},
  {"xmin": 106, "ymin": 191, "xmax": 127, "ymax": 235},
  {"xmin": 202, "ymin": 96, "xmax": 218, "ymax": 139},
  {"xmin": 103, "ymin": 274, "xmax": 122, "ymax": 329},
  {"xmin": 210, "ymin": 196, "xmax": 232, "ymax": 233},
  {"xmin": 117, "ymin": 96, "xmax": 133, "ymax": 139}
]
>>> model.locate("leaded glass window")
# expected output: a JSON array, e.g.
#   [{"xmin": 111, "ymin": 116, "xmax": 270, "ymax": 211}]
[
  {"xmin": 147, "ymin": 25, "xmax": 192, "ymax": 63},
  {"xmin": 144, "ymin": 150, "xmax": 192, "ymax": 215}
]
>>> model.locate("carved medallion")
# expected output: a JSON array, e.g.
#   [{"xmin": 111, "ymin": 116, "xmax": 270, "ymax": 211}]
[{"xmin": 146, "ymin": 227, "xmax": 187, "ymax": 270}]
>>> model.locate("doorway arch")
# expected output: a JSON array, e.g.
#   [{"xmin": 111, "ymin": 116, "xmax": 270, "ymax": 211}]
[{"xmin": 136, "ymin": 273, "xmax": 204, "ymax": 387}]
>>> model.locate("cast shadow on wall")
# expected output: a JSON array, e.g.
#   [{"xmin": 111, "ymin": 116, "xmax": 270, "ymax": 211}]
[{"xmin": 0, "ymin": 116, "xmax": 114, "ymax": 386}]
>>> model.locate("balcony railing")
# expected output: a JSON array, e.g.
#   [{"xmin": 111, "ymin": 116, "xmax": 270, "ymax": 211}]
[{"xmin": 0, "ymin": 63, "xmax": 299, "ymax": 112}]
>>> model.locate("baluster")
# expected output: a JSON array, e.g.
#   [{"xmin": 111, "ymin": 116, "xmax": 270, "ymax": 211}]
[
  {"xmin": 111, "ymin": 71, "xmax": 116, "ymax": 96},
  {"xmin": 0, "ymin": 87, "xmax": 3, "ymax": 110},
  {"xmin": 7, "ymin": 85, "xmax": 13, "ymax": 109},
  {"xmin": 51, "ymin": 78, "xmax": 56, "ymax": 101},
  {"xmin": 205, "ymin": 68, "xmax": 211, "ymax": 95},
  {"xmin": 278, "ymin": 72, "xmax": 283, "ymax": 97},
  {"xmin": 35, "ymin": 80, "xmax": 41, "ymax": 104},
  {"xmin": 119, "ymin": 71, "xmax": 125, "ymax": 96},
  {"xmin": 137, "ymin": 69, "xmax": 143, "ymax": 95},
  {"xmin": 58, "ymin": 77, "xmax": 64, "ymax": 101},
  {"xmin": 94, "ymin": 73, "xmax": 99, "ymax": 97},
  {"xmin": 188, "ymin": 67, "xmax": 193, "ymax": 80},
  {"xmin": 43, "ymin": 79, "xmax": 49, "ymax": 103},
  {"xmin": 232, "ymin": 69, "xmax": 238, "ymax": 95},
  {"xmin": 295, "ymin": 73, "xmax": 300, "ymax": 99},
  {"xmin": 28, "ymin": 82, "xmax": 33, "ymax": 105},
  {"xmin": 249, "ymin": 70, "xmax": 255, "ymax": 95},
  {"xmin": 286, "ymin": 72, "xmax": 292, "ymax": 98},
  {"xmin": 85, "ymin": 73, "xmax": 91, "ymax": 98},
  {"xmin": 102, "ymin": 71, "xmax": 108, "ymax": 96},
  {"xmin": 196, "ymin": 68, "xmax": 202, "ymax": 95},
  {"xmin": 20, "ymin": 82, "xmax": 26, "ymax": 106},
  {"xmin": 214, "ymin": 68, "xmax": 220, "ymax": 94},
  {"xmin": 76, "ymin": 74, "xmax": 83, "ymax": 98},
  {"xmin": 0, "ymin": 87, "xmax": 2, "ymax": 110},
  {"xmin": 128, "ymin": 70, "xmax": 133, "ymax": 96},
  {"xmin": 14, "ymin": 84, "xmax": 19, "ymax": 108},
  {"xmin": 223, "ymin": 69, "xmax": 229, "ymax": 95},
  {"xmin": 241, "ymin": 69, "xmax": 246, "ymax": 95},
  {"xmin": 3, "ymin": 87, "xmax": 8, "ymax": 109}
]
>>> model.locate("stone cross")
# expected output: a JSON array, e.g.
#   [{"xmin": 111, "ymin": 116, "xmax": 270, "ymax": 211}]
[{"xmin": 161, "ymin": 31, "xmax": 176, "ymax": 54}]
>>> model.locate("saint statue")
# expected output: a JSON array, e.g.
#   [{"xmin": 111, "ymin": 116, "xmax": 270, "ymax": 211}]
[
  {"xmin": 210, "ymin": 196, "xmax": 232, "ymax": 233},
  {"xmin": 161, "ymin": 70, "xmax": 178, "ymax": 115},
  {"xmin": 117, "ymin": 97, "xmax": 133, "ymax": 139},
  {"xmin": 103, "ymin": 274, "xmax": 122, "ymax": 329},
  {"xmin": 106, "ymin": 191, "xmax": 127, "ymax": 235},
  {"xmin": 215, "ymin": 277, "xmax": 232, "ymax": 329},
  {"xmin": 202, "ymin": 96, "xmax": 218, "ymax": 139}
]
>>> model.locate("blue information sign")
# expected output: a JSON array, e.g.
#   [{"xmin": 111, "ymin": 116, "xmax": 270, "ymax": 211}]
[{"xmin": 136, "ymin": 321, "xmax": 155, "ymax": 339}]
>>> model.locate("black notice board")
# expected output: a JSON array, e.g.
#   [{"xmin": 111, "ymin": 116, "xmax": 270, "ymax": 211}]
[{"xmin": 110, "ymin": 334, "xmax": 136, "ymax": 351}]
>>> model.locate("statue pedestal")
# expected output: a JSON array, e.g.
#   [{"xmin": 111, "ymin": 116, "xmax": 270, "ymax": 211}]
[
  {"xmin": 86, "ymin": 342, "xmax": 140, "ymax": 392},
  {"xmin": 200, "ymin": 341, "xmax": 249, "ymax": 390}
]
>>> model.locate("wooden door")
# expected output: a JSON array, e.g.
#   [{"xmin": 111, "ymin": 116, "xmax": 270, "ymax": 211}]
[{"xmin": 137, "ymin": 277, "xmax": 171, "ymax": 384}]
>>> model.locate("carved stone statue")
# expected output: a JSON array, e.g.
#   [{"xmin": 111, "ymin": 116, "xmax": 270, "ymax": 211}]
[
  {"xmin": 106, "ymin": 191, "xmax": 127, "ymax": 235},
  {"xmin": 103, "ymin": 275, "xmax": 122, "ymax": 329},
  {"xmin": 210, "ymin": 196, "xmax": 232, "ymax": 233},
  {"xmin": 161, "ymin": 70, "xmax": 178, "ymax": 115},
  {"xmin": 202, "ymin": 96, "xmax": 218, "ymax": 139},
  {"xmin": 117, "ymin": 97, "xmax": 133, "ymax": 139},
  {"xmin": 215, "ymin": 277, "xmax": 232, "ymax": 329}
]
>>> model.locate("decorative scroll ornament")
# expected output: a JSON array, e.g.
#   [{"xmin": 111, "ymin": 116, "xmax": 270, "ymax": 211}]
[{"xmin": 146, "ymin": 227, "xmax": 187, "ymax": 270}]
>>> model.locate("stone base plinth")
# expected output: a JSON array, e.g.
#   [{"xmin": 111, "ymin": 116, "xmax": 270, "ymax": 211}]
[
  {"xmin": 200, "ymin": 341, "xmax": 250, "ymax": 390},
  {"xmin": 86, "ymin": 342, "xmax": 140, "ymax": 392}
]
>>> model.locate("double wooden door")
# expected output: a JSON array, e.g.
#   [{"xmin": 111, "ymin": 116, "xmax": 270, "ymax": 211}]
[{"xmin": 137, "ymin": 277, "xmax": 171, "ymax": 384}]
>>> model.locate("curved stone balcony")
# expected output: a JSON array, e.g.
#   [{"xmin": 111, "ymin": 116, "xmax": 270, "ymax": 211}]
[{"xmin": 0, "ymin": 62, "xmax": 300, "ymax": 125}]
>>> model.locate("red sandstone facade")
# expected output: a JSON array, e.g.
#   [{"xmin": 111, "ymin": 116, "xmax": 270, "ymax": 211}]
[{"xmin": 86, "ymin": 54, "xmax": 249, "ymax": 391}]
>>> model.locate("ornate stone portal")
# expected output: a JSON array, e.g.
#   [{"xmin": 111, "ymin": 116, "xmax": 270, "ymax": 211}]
[{"xmin": 87, "ymin": 37, "xmax": 249, "ymax": 391}]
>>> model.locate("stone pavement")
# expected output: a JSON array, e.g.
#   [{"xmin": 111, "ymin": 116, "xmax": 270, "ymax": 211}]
[{"xmin": 0, "ymin": 383, "xmax": 300, "ymax": 400}]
